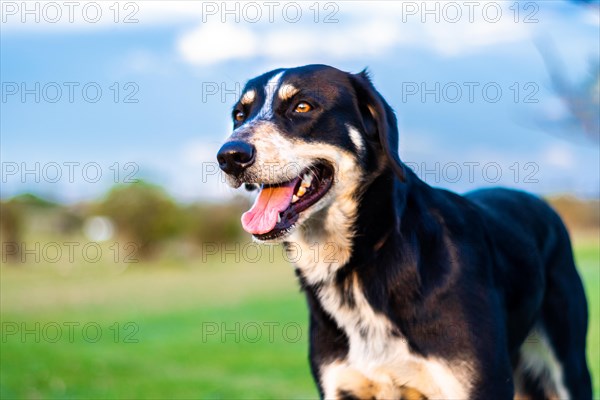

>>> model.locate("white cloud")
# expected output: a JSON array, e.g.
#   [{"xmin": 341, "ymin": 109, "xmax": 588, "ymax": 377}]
[
  {"xmin": 175, "ymin": 16, "xmax": 406, "ymax": 67},
  {"xmin": 177, "ymin": 22, "xmax": 259, "ymax": 66},
  {"xmin": 175, "ymin": 1, "xmax": 531, "ymax": 66},
  {"xmin": 582, "ymin": 5, "xmax": 600, "ymax": 26},
  {"xmin": 541, "ymin": 143, "xmax": 575, "ymax": 169}
]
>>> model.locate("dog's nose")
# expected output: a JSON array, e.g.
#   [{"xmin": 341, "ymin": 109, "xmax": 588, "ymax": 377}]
[{"xmin": 217, "ymin": 141, "xmax": 256, "ymax": 176}]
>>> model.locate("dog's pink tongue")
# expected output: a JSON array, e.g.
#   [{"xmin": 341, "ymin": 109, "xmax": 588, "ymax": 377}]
[{"xmin": 241, "ymin": 181, "xmax": 297, "ymax": 235}]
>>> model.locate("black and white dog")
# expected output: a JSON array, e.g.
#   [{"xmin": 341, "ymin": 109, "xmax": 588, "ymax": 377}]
[{"xmin": 216, "ymin": 65, "xmax": 592, "ymax": 399}]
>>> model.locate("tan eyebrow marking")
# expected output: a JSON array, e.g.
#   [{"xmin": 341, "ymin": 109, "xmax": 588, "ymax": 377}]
[
  {"xmin": 240, "ymin": 89, "xmax": 256, "ymax": 105},
  {"xmin": 278, "ymin": 84, "xmax": 299, "ymax": 101}
]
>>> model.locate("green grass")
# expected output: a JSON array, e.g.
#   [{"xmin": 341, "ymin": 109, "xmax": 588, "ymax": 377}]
[
  {"xmin": 1, "ymin": 248, "xmax": 317, "ymax": 399},
  {"xmin": 1, "ymin": 240, "xmax": 598, "ymax": 399},
  {"xmin": 576, "ymin": 238, "xmax": 600, "ymax": 398}
]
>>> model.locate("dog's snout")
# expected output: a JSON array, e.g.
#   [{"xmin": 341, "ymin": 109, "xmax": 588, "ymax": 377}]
[{"xmin": 217, "ymin": 141, "xmax": 256, "ymax": 176}]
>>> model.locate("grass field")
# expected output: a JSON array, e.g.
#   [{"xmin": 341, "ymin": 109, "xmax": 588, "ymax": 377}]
[{"xmin": 1, "ymin": 238, "xmax": 598, "ymax": 399}]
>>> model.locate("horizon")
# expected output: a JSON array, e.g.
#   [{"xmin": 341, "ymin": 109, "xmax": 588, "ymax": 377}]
[{"xmin": 2, "ymin": 1, "xmax": 599, "ymax": 203}]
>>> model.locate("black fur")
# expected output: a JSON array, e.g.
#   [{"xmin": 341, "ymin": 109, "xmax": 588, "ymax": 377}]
[{"xmin": 224, "ymin": 65, "xmax": 592, "ymax": 399}]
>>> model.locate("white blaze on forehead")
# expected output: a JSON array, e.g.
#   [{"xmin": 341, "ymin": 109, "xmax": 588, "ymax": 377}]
[
  {"xmin": 278, "ymin": 83, "xmax": 299, "ymax": 101},
  {"xmin": 257, "ymin": 71, "xmax": 285, "ymax": 119},
  {"xmin": 346, "ymin": 124, "xmax": 365, "ymax": 155},
  {"xmin": 240, "ymin": 89, "xmax": 256, "ymax": 105}
]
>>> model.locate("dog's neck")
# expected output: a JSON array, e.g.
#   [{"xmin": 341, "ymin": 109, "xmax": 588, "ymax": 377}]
[
  {"xmin": 286, "ymin": 166, "xmax": 412, "ymax": 286},
  {"xmin": 352, "ymin": 168, "xmax": 409, "ymax": 262}
]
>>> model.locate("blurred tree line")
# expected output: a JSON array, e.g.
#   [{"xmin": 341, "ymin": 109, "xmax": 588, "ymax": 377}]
[
  {"xmin": 0, "ymin": 181, "xmax": 598, "ymax": 262},
  {"xmin": 95, "ymin": 181, "xmax": 250, "ymax": 257},
  {"xmin": 0, "ymin": 181, "xmax": 250, "ymax": 261}
]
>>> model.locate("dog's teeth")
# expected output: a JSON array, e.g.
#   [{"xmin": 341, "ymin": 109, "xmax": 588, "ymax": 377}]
[
  {"xmin": 297, "ymin": 186, "xmax": 307, "ymax": 197},
  {"xmin": 292, "ymin": 195, "xmax": 299, "ymax": 203},
  {"xmin": 301, "ymin": 173, "xmax": 312, "ymax": 188},
  {"xmin": 277, "ymin": 214, "xmax": 281, "ymax": 223}
]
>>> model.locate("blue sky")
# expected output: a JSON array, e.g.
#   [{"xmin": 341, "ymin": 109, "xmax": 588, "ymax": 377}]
[{"xmin": 1, "ymin": 1, "xmax": 599, "ymax": 203}]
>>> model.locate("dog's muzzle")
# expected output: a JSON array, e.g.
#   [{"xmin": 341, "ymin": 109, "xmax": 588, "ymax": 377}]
[{"xmin": 216, "ymin": 140, "xmax": 256, "ymax": 178}]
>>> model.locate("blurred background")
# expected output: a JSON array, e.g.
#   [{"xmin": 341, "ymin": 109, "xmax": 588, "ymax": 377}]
[{"xmin": 1, "ymin": 0, "xmax": 599, "ymax": 398}]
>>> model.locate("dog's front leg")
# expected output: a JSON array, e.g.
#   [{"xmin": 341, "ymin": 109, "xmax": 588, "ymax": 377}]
[{"xmin": 306, "ymin": 300, "xmax": 348, "ymax": 397}]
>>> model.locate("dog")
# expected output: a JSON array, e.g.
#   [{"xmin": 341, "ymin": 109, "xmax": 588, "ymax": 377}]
[{"xmin": 216, "ymin": 65, "xmax": 592, "ymax": 399}]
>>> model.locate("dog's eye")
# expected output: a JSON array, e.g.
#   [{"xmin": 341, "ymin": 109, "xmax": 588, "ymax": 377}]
[
  {"xmin": 234, "ymin": 110, "xmax": 246, "ymax": 122},
  {"xmin": 294, "ymin": 102, "xmax": 312, "ymax": 113}
]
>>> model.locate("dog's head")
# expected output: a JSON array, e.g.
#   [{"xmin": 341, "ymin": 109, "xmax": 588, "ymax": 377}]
[{"xmin": 217, "ymin": 64, "xmax": 404, "ymax": 243}]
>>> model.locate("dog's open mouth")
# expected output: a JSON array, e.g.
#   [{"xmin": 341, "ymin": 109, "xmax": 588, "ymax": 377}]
[{"xmin": 241, "ymin": 162, "xmax": 334, "ymax": 240}]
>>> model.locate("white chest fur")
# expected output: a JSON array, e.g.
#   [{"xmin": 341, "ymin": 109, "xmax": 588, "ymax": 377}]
[{"xmin": 317, "ymin": 278, "xmax": 472, "ymax": 399}]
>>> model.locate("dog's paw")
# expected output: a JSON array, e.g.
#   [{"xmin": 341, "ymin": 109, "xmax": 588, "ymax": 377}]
[
  {"xmin": 398, "ymin": 386, "xmax": 428, "ymax": 400},
  {"xmin": 335, "ymin": 384, "xmax": 427, "ymax": 400},
  {"xmin": 325, "ymin": 365, "xmax": 428, "ymax": 400}
]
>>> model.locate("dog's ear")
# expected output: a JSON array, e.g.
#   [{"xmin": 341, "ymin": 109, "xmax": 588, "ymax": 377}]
[{"xmin": 350, "ymin": 69, "xmax": 406, "ymax": 182}]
